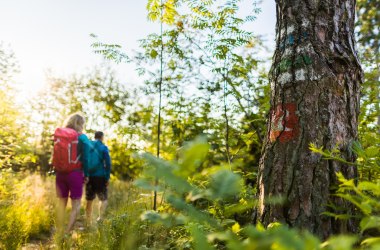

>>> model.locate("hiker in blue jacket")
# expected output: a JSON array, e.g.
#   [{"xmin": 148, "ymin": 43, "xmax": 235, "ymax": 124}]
[{"xmin": 85, "ymin": 131, "xmax": 111, "ymax": 225}]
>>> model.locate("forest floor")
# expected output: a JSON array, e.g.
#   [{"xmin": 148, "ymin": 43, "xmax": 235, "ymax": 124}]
[{"xmin": 22, "ymin": 218, "xmax": 86, "ymax": 249}]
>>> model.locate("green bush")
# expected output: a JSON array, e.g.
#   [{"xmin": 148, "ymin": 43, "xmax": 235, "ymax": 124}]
[
  {"xmin": 311, "ymin": 138, "xmax": 380, "ymax": 249},
  {"xmin": 131, "ymin": 136, "xmax": 380, "ymax": 250}
]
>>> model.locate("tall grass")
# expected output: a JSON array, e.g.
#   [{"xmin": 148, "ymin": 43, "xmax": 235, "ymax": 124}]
[
  {"xmin": 0, "ymin": 173, "xmax": 162, "ymax": 250},
  {"xmin": 0, "ymin": 172, "xmax": 55, "ymax": 249},
  {"xmin": 68, "ymin": 179, "xmax": 166, "ymax": 249}
]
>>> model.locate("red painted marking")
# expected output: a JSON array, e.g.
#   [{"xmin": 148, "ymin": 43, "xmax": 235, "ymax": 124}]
[{"xmin": 269, "ymin": 103, "xmax": 299, "ymax": 143}]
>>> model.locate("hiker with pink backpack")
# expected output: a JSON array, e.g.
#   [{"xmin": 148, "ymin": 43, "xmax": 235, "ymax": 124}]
[{"xmin": 52, "ymin": 113, "xmax": 91, "ymax": 233}]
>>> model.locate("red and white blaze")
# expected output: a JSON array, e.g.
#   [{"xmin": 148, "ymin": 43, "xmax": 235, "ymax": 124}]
[{"xmin": 269, "ymin": 103, "xmax": 299, "ymax": 143}]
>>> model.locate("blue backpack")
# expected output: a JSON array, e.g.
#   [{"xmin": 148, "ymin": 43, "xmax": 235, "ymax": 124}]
[{"xmin": 88, "ymin": 140, "xmax": 104, "ymax": 173}]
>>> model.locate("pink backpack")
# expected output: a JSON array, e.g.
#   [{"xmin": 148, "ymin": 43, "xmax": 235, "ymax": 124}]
[{"xmin": 52, "ymin": 128, "xmax": 82, "ymax": 173}]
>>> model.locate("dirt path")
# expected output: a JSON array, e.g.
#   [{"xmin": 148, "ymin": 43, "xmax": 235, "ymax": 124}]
[{"xmin": 22, "ymin": 217, "xmax": 87, "ymax": 249}]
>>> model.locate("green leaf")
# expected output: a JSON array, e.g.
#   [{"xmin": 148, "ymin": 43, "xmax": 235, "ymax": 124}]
[
  {"xmin": 256, "ymin": 221, "xmax": 265, "ymax": 232},
  {"xmin": 358, "ymin": 181, "xmax": 380, "ymax": 195},
  {"xmin": 336, "ymin": 193, "xmax": 372, "ymax": 215},
  {"xmin": 150, "ymin": 49, "xmax": 158, "ymax": 59},
  {"xmin": 267, "ymin": 222, "xmax": 282, "ymax": 229},
  {"xmin": 167, "ymin": 195, "xmax": 220, "ymax": 229},
  {"xmin": 140, "ymin": 153, "xmax": 195, "ymax": 195},
  {"xmin": 141, "ymin": 211, "xmax": 185, "ymax": 227},
  {"xmin": 360, "ymin": 216, "xmax": 380, "ymax": 232},
  {"xmin": 224, "ymin": 201, "xmax": 257, "ymax": 217},
  {"xmin": 365, "ymin": 146, "xmax": 379, "ymax": 158},
  {"xmin": 322, "ymin": 212, "xmax": 353, "ymax": 220},
  {"xmin": 361, "ymin": 237, "xmax": 380, "ymax": 247},
  {"xmin": 302, "ymin": 232, "xmax": 322, "ymax": 250},
  {"xmin": 189, "ymin": 223, "xmax": 215, "ymax": 250},
  {"xmin": 321, "ymin": 235, "xmax": 357, "ymax": 250},
  {"xmin": 208, "ymin": 169, "xmax": 242, "ymax": 200},
  {"xmin": 176, "ymin": 136, "xmax": 210, "ymax": 177}
]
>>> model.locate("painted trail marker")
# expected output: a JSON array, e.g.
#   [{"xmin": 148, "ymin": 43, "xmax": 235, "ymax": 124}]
[
  {"xmin": 279, "ymin": 31, "xmax": 309, "ymax": 50},
  {"xmin": 277, "ymin": 54, "xmax": 313, "ymax": 74},
  {"xmin": 270, "ymin": 103, "xmax": 299, "ymax": 143}
]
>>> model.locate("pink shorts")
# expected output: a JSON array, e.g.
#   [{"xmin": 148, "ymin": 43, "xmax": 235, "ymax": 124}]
[{"xmin": 56, "ymin": 171, "xmax": 84, "ymax": 199}]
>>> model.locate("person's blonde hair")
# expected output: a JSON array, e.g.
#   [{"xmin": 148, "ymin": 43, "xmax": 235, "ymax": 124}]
[{"xmin": 64, "ymin": 113, "xmax": 85, "ymax": 133}]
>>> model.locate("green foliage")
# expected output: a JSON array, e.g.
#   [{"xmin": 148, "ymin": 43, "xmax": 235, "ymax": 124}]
[
  {"xmin": 90, "ymin": 34, "xmax": 130, "ymax": 63},
  {"xmin": 132, "ymin": 0, "xmax": 269, "ymax": 172},
  {"xmin": 136, "ymin": 139, "xmax": 371, "ymax": 250},
  {"xmin": 356, "ymin": 0, "xmax": 379, "ymax": 173},
  {"xmin": 0, "ymin": 44, "xmax": 36, "ymax": 171},
  {"xmin": 334, "ymin": 173, "xmax": 380, "ymax": 249},
  {"xmin": 106, "ymin": 139, "xmax": 145, "ymax": 180},
  {"xmin": 0, "ymin": 173, "xmax": 55, "ymax": 249},
  {"xmin": 176, "ymin": 137, "xmax": 210, "ymax": 177},
  {"xmin": 356, "ymin": 0, "xmax": 379, "ymax": 54},
  {"xmin": 321, "ymin": 235, "xmax": 358, "ymax": 250},
  {"xmin": 147, "ymin": 0, "xmax": 179, "ymax": 24},
  {"xmin": 91, "ymin": 0, "xmax": 268, "ymax": 173},
  {"xmin": 135, "ymin": 139, "xmax": 249, "ymax": 248}
]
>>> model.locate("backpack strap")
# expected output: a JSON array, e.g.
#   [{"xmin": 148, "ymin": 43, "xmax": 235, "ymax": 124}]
[
  {"xmin": 70, "ymin": 140, "xmax": 81, "ymax": 164},
  {"xmin": 93, "ymin": 141, "xmax": 107, "ymax": 178},
  {"xmin": 90, "ymin": 141, "xmax": 104, "ymax": 163}
]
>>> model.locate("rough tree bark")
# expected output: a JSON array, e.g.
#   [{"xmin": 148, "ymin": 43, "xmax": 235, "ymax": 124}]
[{"xmin": 257, "ymin": 0, "xmax": 363, "ymax": 238}]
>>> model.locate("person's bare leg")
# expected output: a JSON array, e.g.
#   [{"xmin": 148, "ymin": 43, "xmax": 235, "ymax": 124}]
[
  {"xmin": 86, "ymin": 200, "xmax": 93, "ymax": 226},
  {"xmin": 66, "ymin": 199, "xmax": 81, "ymax": 233},
  {"xmin": 97, "ymin": 200, "xmax": 108, "ymax": 222},
  {"xmin": 57, "ymin": 198, "xmax": 68, "ymax": 233}
]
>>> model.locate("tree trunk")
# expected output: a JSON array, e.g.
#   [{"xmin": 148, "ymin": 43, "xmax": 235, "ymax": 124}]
[{"xmin": 257, "ymin": 0, "xmax": 362, "ymax": 238}]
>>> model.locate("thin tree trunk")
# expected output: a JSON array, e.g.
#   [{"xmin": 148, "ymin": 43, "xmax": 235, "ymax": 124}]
[
  {"xmin": 153, "ymin": 0, "xmax": 164, "ymax": 211},
  {"xmin": 257, "ymin": 0, "xmax": 362, "ymax": 238},
  {"xmin": 223, "ymin": 79, "xmax": 232, "ymax": 165}
]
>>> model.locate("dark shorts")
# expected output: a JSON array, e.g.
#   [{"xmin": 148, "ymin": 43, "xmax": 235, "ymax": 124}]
[
  {"xmin": 86, "ymin": 176, "xmax": 108, "ymax": 201},
  {"xmin": 56, "ymin": 171, "xmax": 84, "ymax": 199}
]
